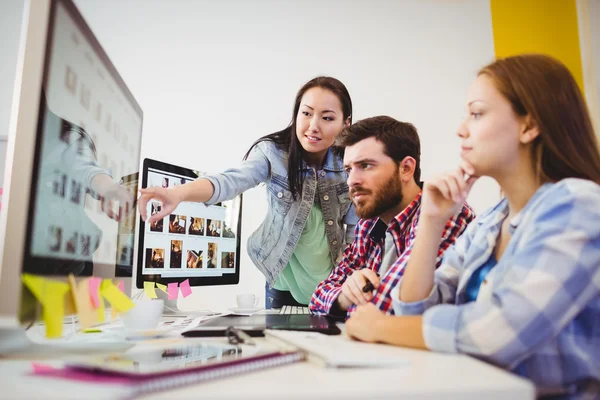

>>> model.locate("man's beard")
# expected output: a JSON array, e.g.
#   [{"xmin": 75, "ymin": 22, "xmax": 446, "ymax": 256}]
[{"xmin": 351, "ymin": 171, "xmax": 403, "ymax": 220}]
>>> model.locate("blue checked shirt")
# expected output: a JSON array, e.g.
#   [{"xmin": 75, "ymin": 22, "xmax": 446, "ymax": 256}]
[{"xmin": 392, "ymin": 179, "xmax": 600, "ymax": 398}]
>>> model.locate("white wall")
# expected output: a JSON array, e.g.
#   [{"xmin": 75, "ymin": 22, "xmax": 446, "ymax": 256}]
[{"xmin": 2, "ymin": 0, "xmax": 498, "ymax": 311}]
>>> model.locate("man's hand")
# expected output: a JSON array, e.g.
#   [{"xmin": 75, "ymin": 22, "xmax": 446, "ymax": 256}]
[
  {"xmin": 346, "ymin": 303, "xmax": 386, "ymax": 343},
  {"xmin": 337, "ymin": 269, "xmax": 380, "ymax": 310}
]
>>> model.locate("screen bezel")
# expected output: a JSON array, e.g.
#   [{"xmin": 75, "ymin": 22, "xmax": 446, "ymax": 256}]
[
  {"xmin": 21, "ymin": 0, "xmax": 143, "ymax": 277},
  {"xmin": 136, "ymin": 158, "xmax": 242, "ymax": 288}
]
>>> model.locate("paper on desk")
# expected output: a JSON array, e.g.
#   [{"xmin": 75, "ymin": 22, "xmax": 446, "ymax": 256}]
[
  {"xmin": 100, "ymin": 280, "xmax": 134, "ymax": 312},
  {"xmin": 167, "ymin": 282, "xmax": 178, "ymax": 300},
  {"xmin": 171, "ymin": 316, "xmax": 205, "ymax": 334},
  {"xmin": 264, "ymin": 330, "xmax": 411, "ymax": 368},
  {"xmin": 143, "ymin": 281, "xmax": 158, "ymax": 299},
  {"xmin": 179, "ymin": 279, "xmax": 192, "ymax": 298}
]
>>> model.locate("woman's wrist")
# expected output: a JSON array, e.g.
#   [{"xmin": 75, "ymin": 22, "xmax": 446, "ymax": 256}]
[
  {"xmin": 419, "ymin": 214, "xmax": 450, "ymax": 230},
  {"xmin": 171, "ymin": 184, "xmax": 189, "ymax": 203},
  {"xmin": 373, "ymin": 314, "xmax": 391, "ymax": 343}
]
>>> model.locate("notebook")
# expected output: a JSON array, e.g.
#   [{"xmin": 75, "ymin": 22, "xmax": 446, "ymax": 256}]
[
  {"xmin": 264, "ymin": 330, "xmax": 410, "ymax": 368},
  {"xmin": 32, "ymin": 342, "xmax": 304, "ymax": 398}
]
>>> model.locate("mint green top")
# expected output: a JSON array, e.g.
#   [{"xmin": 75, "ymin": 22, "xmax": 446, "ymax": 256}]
[{"xmin": 273, "ymin": 204, "xmax": 336, "ymax": 305}]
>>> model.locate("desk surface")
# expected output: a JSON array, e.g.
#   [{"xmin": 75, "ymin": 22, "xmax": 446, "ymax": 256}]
[{"xmin": 0, "ymin": 315, "xmax": 535, "ymax": 400}]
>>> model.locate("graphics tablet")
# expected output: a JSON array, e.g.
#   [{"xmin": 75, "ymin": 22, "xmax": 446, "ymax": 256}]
[{"xmin": 182, "ymin": 314, "xmax": 341, "ymax": 337}]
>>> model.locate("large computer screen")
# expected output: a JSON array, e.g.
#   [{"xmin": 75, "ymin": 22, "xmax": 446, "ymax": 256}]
[
  {"xmin": 0, "ymin": 0, "xmax": 142, "ymax": 332},
  {"xmin": 137, "ymin": 159, "xmax": 241, "ymax": 288},
  {"xmin": 24, "ymin": 0, "xmax": 142, "ymax": 277}
]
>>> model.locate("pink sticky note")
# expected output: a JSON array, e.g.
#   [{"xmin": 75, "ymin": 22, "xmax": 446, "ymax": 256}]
[
  {"xmin": 167, "ymin": 282, "xmax": 178, "ymax": 300},
  {"xmin": 32, "ymin": 362, "xmax": 55, "ymax": 374},
  {"xmin": 179, "ymin": 279, "xmax": 192, "ymax": 298},
  {"xmin": 88, "ymin": 277, "xmax": 102, "ymax": 308},
  {"xmin": 117, "ymin": 280, "xmax": 125, "ymax": 293}
]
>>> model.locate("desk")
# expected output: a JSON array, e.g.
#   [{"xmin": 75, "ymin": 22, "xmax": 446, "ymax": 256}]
[{"xmin": 0, "ymin": 317, "xmax": 535, "ymax": 399}]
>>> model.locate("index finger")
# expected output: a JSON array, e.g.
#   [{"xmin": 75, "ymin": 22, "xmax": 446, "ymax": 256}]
[
  {"xmin": 138, "ymin": 193, "xmax": 151, "ymax": 221},
  {"xmin": 147, "ymin": 207, "xmax": 170, "ymax": 223},
  {"xmin": 360, "ymin": 269, "xmax": 380, "ymax": 288}
]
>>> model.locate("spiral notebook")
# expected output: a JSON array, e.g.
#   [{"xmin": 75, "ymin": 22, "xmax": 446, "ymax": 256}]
[{"xmin": 32, "ymin": 342, "xmax": 304, "ymax": 398}]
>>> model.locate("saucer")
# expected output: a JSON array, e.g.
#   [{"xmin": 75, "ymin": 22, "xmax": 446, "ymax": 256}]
[{"xmin": 228, "ymin": 307, "xmax": 263, "ymax": 315}]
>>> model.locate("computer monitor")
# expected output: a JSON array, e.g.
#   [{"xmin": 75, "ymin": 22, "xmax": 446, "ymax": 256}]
[
  {"xmin": 137, "ymin": 158, "xmax": 242, "ymax": 314},
  {"xmin": 0, "ymin": 0, "xmax": 142, "ymax": 348}
]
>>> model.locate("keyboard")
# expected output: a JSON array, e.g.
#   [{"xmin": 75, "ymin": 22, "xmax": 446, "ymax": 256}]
[{"xmin": 279, "ymin": 305, "xmax": 310, "ymax": 314}]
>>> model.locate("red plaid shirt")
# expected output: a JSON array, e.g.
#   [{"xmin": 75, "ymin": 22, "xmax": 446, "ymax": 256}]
[{"xmin": 309, "ymin": 192, "xmax": 475, "ymax": 318}]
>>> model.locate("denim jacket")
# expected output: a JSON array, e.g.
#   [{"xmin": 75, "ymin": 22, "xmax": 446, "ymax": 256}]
[{"xmin": 204, "ymin": 140, "xmax": 358, "ymax": 285}]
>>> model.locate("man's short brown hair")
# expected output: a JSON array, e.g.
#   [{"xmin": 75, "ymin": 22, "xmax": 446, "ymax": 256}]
[{"xmin": 337, "ymin": 116, "xmax": 421, "ymax": 183}]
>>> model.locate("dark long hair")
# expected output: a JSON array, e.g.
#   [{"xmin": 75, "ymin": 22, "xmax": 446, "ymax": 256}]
[
  {"xmin": 244, "ymin": 76, "xmax": 353, "ymax": 199},
  {"xmin": 479, "ymin": 54, "xmax": 600, "ymax": 184}
]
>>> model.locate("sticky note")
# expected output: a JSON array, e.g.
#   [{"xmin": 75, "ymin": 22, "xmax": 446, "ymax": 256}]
[
  {"xmin": 31, "ymin": 363, "xmax": 54, "ymax": 374},
  {"xmin": 144, "ymin": 281, "xmax": 158, "ymax": 299},
  {"xmin": 111, "ymin": 280, "xmax": 125, "ymax": 321},
  {"xmin": 42, "ymin": 280, "xmax": 69, "ymax": 338},
  {"xmin": 22, "ymin": 274, "xmax": 45, "ymax": 300},
  {"xmin": 22, "ymin": 274, "xmax": 69, "ymax": 338},
  {"xmin": 179, "ymin": 279, "xmax": 192, "ymax": 298},
  {"xmin": 100, "ymin": 280, "xmax": 134, "ymax": 312},
  {"xmin": 68, "ymin": 275, "xmax": 96, "ymax": 329},
  {"xmin": 156, "ymin": 283, "xmax": 167, "ymax": 293},
  {"xmin": 83, "ymin": 328, "xmax": 102, "ymax": 333},
  {"xmin": 64, "ymin": 287, "xmax": 76, "ymax": 317},
  {"xmin": 167, "ymin": 282, "xmax": 178, "ymax": 300},
  {"xmin": 88, "ymin": 277, "xmax": 102, "ymax": 308},
  {"xmin": 97, "ymin": 291, "xmax": 105, "ymax": 323}
]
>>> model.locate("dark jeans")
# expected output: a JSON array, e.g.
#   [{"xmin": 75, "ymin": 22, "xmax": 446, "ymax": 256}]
[{"xmin": 265, "ymin": 283, "xmax": 305, "ymax": 309}]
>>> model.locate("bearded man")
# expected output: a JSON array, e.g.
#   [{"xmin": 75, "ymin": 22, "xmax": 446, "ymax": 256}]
[{"xmin": 310, "ymin": 116, "xmax": 475, "ymax": 318}]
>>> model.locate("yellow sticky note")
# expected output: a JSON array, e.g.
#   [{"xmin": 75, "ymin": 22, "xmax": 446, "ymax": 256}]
[
  {"xmin": 22, "ymin": 274, "xmax": 45, "ymax": 300},
  {"xmin": 156, "ymin": 283, "xmax": 167, "ymax": 293},
  {"xmin": 144, "ymin": 281, "xmax": 158, "ymax": 299},
  {"xmin": 64, "ymin": 287, "xmax": 76, "ymax": 317},
  {"xmin": 68, "ymin": 275, "xmax": 96, "ymax": 329},
  {"xmin": 110, "ymin": 280, "xmax": 122, "ymax": 321},
  {"xmin": 22, "ymin": 274, "xmax": 71, "ymax": 338},
  {"xmin": 97, "ymin": 290, "xmax": 105, "ymax": 323},
  {"xmin": 101, "ymin": 280, "xmax": 134, "ymax": 312},
  {"xmin": 42, "ymin": 280, "xmax": 69, "ymax": 338}
]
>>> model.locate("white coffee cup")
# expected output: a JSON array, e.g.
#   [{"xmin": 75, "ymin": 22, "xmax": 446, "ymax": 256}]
[
  {"xmin": 122, "ymin": 299, "xmax": 164, "ymax": 332},
  {"xmin": 236, "ymin": 294, "xmax": 259, "ymax": 309}
]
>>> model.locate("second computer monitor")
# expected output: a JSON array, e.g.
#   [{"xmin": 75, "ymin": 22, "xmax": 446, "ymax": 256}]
[{"xmin": 137, "ymin": 158, "xmax": 241, "ymax": 289}]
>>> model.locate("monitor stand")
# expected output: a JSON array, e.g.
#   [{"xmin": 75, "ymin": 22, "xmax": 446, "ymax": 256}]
[{"xmin": 154, "ymin": 288, "xmax": 219, "ymax": 317}]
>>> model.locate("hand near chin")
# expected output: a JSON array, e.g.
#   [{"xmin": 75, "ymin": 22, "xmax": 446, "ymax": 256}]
[{"xmin": 421, "ymin": 161, "xmax": 478, "ymax": 223}]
